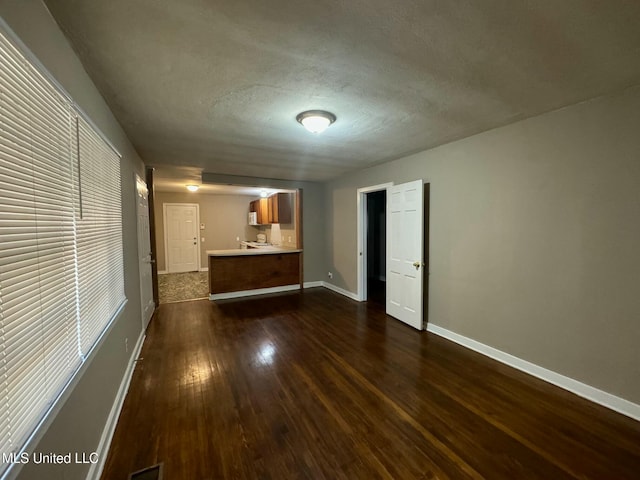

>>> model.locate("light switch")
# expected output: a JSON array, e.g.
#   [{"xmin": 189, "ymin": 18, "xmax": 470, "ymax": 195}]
[
  {"xmin": 200, "ymin": 223, "xmax": 205, "ymax": 230},
  {"xmin": 201, "ymin": 237, "xmax": 205, "ymax": 242}
]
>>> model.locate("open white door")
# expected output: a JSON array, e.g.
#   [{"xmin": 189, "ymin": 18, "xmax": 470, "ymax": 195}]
[
  {"xmin": 386, "ymin": 179, "xmax": 424, "ymax": 330},
  {"xmin": 164, "ymin": 204, "xmax": 199, "ymax": 273},
  {"xmin": 136, "ymin": 175, "xmax": 154, "ymax": 329}
]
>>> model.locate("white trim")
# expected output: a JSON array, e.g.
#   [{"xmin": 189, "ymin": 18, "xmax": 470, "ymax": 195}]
[
  {"xmin": 357, "ymin": 183, "xmax": 393, "ymax": 302},
  {"xmin": 86, "ymin": 331, "xmax": 145, "ymax": 480},
  {"xmin": 210, "ymin": 284, "xmax": 301, "ymax": 300},
  {"xmin": 162, "ymin": 203, "xmax": 201, "ymax": 274},
  {"xmin": 207, "ymin": 281, "xmax": 327, "ymax": 301},
  {"xmin": 157, "ymin": 270, "xmax": 168, "ymax": 275},
  {"xmin": 322, "ymin": 282, "xmax": 361, "ymax": 302},
  {"xmin": 426, "ymin": 323, "xmax": 640, "ymax": 422},
  {"xmin": 199, "ymin": 267, "xmax": 209, "ymax": 272}
]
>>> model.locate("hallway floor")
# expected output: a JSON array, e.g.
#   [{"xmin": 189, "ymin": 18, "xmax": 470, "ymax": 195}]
[
  {"xmin": 158, "ymin": 271, "xmax": 209, "ymax": 303},
  {"xmin": 102, "ymin": 288, "xmax": 640, "ymax": 479}
]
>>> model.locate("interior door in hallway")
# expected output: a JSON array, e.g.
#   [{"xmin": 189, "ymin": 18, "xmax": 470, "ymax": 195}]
[
  {"xmin": 386, "ymin": 179, "xmax": 424, "ymax": 330},
  {"xmin": 136, "ymin": 175, "xmax": 155, "ymax": 328},
  {"xmin": 165, "ymin": 203, "xmax": 199, "ymax": 273}
]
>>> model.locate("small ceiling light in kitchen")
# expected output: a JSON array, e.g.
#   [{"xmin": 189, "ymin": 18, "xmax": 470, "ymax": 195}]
[
  {"xmin": 296, "ymin": 110, "xmax": 336, "ymax": 134},
  {"xmin": 186, "ymin": 184, "xmax": 199, "ymax": 192},
  {"xmin": 260, "ymin": 190, "xmax": 268, "ymax": 198}
]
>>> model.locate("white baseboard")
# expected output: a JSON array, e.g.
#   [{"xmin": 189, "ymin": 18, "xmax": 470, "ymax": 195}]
[
  {"xmin": 426, "ymin": 323, "xmax": 640, "ymax": 422},
  {"xmin": 210, "ymin": 284, "xmax": 301, "ymax": 300},
  {"xmin": 159, "ymin": 269, "xmax": 208, "ymax": 274},
  {"xmin": 87, "ymin": 331, "xmax": 145, "ymax": 480},
  {"xmin": 321, "ymin": 282, "xmax": 360, "ymax": 301},
  {"xmin": 208, "ymin": 281, "xmax": 341, "ymax": 301}
]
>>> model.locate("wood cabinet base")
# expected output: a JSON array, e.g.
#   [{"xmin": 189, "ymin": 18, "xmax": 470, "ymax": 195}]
[{"xmin": 209, "ymin": 252, "xmax": 301, "ymax": 294}]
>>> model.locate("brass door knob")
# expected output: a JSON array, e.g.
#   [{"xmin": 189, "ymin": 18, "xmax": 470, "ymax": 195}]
[{"xmin": 413, "ymin": 261, "xmax": 422, "ymax": 269}]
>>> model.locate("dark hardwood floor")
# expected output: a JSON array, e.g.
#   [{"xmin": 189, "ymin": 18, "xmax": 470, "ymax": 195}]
[{"xmin": 101, "ymin": 288, "xmax": 640, "ymax": 479}]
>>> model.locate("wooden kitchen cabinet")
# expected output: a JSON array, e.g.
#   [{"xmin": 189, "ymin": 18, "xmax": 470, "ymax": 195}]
[
  {"xmin": 249, "ymin": 198, "xmax": 270, "ymax": 224},
  {"xmin": 268, "ymin": 192, "xmax": 292, "ymax": 224},
  {"xmin": 209, "ymin": 251, "xmax": 301, "ymax": 294}
]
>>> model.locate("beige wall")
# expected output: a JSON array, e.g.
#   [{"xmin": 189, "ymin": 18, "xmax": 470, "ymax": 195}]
[
  {"xmin": 154, "ymin": 191, "xmax": 262, "ymax": 271},
  {"xmin": 325, "ymin": 85, "xmax": 640, "ymax": 405},
  {"xmin": 0, "ymin": 1, "xmax": 146, "ymax": 479}
]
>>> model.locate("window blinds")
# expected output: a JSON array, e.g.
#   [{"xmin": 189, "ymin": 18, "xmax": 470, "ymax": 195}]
[
  {"xmin": 76, "ymin": 117, "xmax": 125, "ymax": 357},
  {"xmin": 0, "ymin": 26, "xmax": 125, "ymax": 468}
]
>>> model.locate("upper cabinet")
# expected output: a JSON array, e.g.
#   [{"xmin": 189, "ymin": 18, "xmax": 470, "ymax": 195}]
[
  {"xmin": 268, "ymin": 192, "xmax": 292, "ymax": 224},
  {"xmin": 249, "ymin": 193, "xmax": 292, "ymax": 225},
  {"xmin": 249, "ymin": 198, "xmax": 270, "ymax": 225}
]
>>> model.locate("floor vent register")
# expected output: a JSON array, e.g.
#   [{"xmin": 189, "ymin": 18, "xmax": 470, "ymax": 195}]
[{"xmin": 128, "ymin": 463, "xmax": 163, "ymax": 480}]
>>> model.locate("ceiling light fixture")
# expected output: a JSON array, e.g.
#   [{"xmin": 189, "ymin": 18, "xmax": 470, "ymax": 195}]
[
  {"xmin": 260, "ymin": 190, "xmax": 268, "ymax": 198},
  {"xmin": 186, "ymin": 184, "xmax": 199, "ymax": 192},
  {"xmin": 296, "ymin": 110, "xmax": 336, "ymax": 134}
]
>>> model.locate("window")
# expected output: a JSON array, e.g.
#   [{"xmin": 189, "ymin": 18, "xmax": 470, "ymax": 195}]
[{"xmin": 0, "ymin": 25, "xmax": 125, "ymax": 473}]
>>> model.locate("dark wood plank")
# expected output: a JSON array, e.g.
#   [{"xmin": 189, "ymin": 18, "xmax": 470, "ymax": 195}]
[{"xmin": 101, "ymin": 289, "xmax": 640, "ymax": 480}]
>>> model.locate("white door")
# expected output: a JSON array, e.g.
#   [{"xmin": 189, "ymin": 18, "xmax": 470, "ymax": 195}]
[
  {"xmin": 165, "ymin": 204, "xmax": 199, "ymax": 273},
  {"xmin": 386, "ymin": 179, "xmax": 424, "ymax": 329},
  {"xmin": 136, "ymin": 175, "xmax": 155, "ymax": 329}
]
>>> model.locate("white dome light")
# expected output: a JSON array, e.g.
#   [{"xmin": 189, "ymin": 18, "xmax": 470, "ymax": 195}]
[
  {"xmin": 296, "ymin": 110, "xmax": 336, "ymax": 134},
  {"xmin": 186, "ymin": 184, "xmax": 200, "ymax": 192}
]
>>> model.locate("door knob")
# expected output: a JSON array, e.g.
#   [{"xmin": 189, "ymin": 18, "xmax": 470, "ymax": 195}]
[{"xmin": 413, "ymin": 261, "xmax": 422, "ymax": 269}]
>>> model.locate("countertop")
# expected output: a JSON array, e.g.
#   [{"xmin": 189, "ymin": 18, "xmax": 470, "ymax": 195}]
[{"xmin": 207, "ymin": 246, "xmax": 302, "ymax": 257}]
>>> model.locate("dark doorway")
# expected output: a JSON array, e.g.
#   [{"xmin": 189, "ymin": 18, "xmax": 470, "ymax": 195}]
[{"xmin": 366, "ymin": 190, "xmax": 386, "ymax": 305}]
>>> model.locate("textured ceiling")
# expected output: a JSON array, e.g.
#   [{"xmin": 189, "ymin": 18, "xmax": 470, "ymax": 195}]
[{"xmin": 44, "ymin": 0, "xmax": 640, "ymax": 181}]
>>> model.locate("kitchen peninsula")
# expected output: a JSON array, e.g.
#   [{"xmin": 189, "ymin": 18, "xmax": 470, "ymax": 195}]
[{"xmin": 207, "ymin": 246, "xmax": 303, "ymax": 300}]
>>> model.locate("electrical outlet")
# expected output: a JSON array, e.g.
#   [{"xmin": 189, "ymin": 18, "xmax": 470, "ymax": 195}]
[{"xmin": 328, "ymin": 272, "xmax": 333, "ymax": 279}]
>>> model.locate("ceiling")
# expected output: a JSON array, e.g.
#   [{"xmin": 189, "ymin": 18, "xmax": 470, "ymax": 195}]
[{"xmin": 44, "ymin": 0, "xmax": 640, "ymax": 182}]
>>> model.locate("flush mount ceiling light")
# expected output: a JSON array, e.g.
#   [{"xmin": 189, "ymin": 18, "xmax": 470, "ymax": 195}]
[
  {"xmin": 186, "ymin": 184, "xmax": 199, "ymax": 192},
  {"xmin": 296, "ymin": 110, "xmax": 336, "ymax": 134},
  {"xmin": 260, "ymin": 190, "xmax": 268, "ymax": 198}
]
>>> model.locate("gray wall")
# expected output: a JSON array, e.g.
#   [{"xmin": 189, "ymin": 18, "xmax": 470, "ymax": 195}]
[
  {"xmin": 0, "ymin": 1, "xmax": 145, "ymax": 478},
  {"xmin": 325, "ymin": 85, "xmax": 640, "ymax": 405}
]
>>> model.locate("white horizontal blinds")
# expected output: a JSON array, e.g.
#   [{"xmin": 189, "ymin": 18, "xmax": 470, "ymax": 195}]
[
  {"xmin": 0, "ymin": 31, "xmax": 81, "ymax": 457},
  {"xmin": 76, "ymin": 117, "xmax": 124, "ymax": 356}
]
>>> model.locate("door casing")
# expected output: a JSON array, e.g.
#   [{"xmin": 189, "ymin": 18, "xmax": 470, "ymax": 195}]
[{"xmin": 356, "ymin": 183, "xmax": 393, "ymax": 301}]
